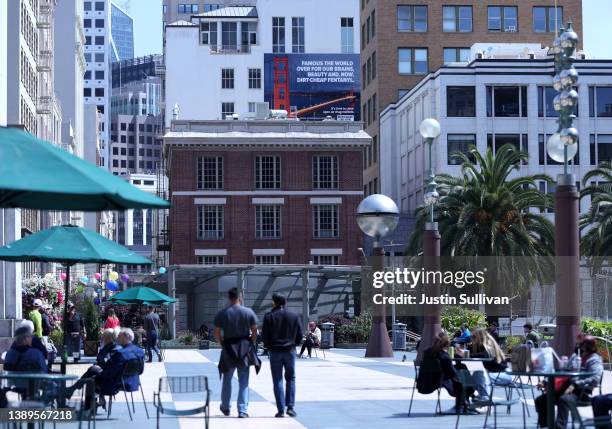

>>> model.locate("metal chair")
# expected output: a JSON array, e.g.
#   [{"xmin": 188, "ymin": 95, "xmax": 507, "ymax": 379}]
[
  {"xmin": 107, "ymin": 359, "xmax": 148, "ymax": 421},
  {"xmin": 66, "ymin": 378, "xmax": 97, "ymax": 429},
  {"xmin": 455, "ymin": 369, "xmax": 527, "ymax": 429},
  {"xmin": 569, "ymin": 372, "xmax": 606, "ymax": 429},
  {"xmin": 408, "ymin": 359, "xmax": 442, "ymax": 416},
  {"xmin": 153, "ymin": 375, "xmax": 210, "ymax": 429}
]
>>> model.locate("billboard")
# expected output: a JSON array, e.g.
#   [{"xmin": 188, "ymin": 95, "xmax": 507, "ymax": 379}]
[{"xmin": 264, "ymin": 53, "xmax": 360, "ymax": 121}]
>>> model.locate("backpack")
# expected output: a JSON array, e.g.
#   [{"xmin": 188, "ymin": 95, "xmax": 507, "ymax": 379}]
[
  {"xmin": 416, "ymin": 355, "xmax": 443, "ymax": 394},
  {"xmin": 511, "ymin": 344, "xmax": 532, "ymax": 372}
]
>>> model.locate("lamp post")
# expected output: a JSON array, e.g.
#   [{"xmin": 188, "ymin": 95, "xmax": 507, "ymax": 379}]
[
  {"xmin": 357, "ymin": 194, "xmax": 399, "ymax": 358},
  {"xmin": 547, "ymin": 22, "xmax": 581, "ymax": 357},
  {"xmin": 416, "ymin": 118, "xmax": 442, "ymax": 362}
]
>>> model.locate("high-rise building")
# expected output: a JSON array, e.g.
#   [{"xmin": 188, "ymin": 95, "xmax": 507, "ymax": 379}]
[
  {"xmin": 0, "ymin": 0, "xmax": 7, "ymax": 126},
  {"xmin": 360, "ymin": 0, "xmax": 583, "ymax": 196},
  {"xmin": 164, "ymin": 0, "xmax": 360, "ymax": 125},
  {"xmin": 83, "ymin": 0, "xmax": 115, "ymax": 169},
  {"xmin": 111, "ymin": 54, "xmax": 164, "ymax": 88},
  {"xmin": 111, "ymin": 2, "xmax": 134, "ymax": 61}
]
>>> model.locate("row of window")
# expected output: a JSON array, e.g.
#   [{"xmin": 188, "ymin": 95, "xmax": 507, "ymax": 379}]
[
  {"xmin": 361, "ymin": 9, "xmax": 375, "ymax": 50},
  {"xmin": 84, "ymin": 1, "xmax": 105, "ymax": 12},
  {"xmin": 220, "ymin": 68, "xmax": 261, "ymax": 89},
  {"xmin": 175, "ymin": 3, "xmax": 220, "ymax": 14},
  {"xmin": 84, "ymin": 88, "xmax": 105, "ymax": 97},
  {"xmin": 197, "ymin": 204, "xmax": 340, "ymax": 240},
  {"xmin": 85, "ymin": 35, "xmax": 105, "ymax": 46},
  {"xmin": 197, "ymin": 155, "xmax": 339, "ymax": 190},
  {"xmin": 112, "ymin": 159, "xmax": 158, "ymax": 169},
  {"xmin": 362, "ymin": 93, "xmax": 377, "ymax": 127},
  {"xmin": 111, "ymin": 123, "xmax": 160, "ymax": 133},
  {"xmin": 111, "ymin": 135, "xmax": 159, "ymax": 145},
  {"xmin": 437, "ymin": 133, "xmax": 612, "ymax": 166},
  {"xmin": 197, "ymin": 254, "xmax": 340, "ymax": 265},
  {"xmin": 83, "ymin": 18, "xmax": 105, "ymax": 29},
  {"xmin": 445, "ymin": 86, "xmax": 612, "ymax": 118},
  {"xmin": 394, "ymin": 6, "xmax": 562, "ymax": 34},
  {"xmin": 362, "ymin": 51, "xmax": 376, "ymax": 90},
  {"xmin": 84, "ymin": 52, "xmax": 105, "ymax": 63},
  {"xmin": 112, "ymin": 147, "xmax": 160, "ymax": 157}
]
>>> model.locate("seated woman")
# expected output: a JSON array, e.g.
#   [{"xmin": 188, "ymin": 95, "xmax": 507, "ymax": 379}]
[
  {"xmin": 420, "ymin": 333, "xmax": 474, "ymax": 413},
  {"xmin": 299, "ymin": 322, "xmax": 321, "ymax": 358},
  {"xmin": 535, "ymin": 336, "xmax": 604, "ymax": 428},
  {"xmin": 458, "ymin": 328, "xmax": 512, "ymax": 401}
]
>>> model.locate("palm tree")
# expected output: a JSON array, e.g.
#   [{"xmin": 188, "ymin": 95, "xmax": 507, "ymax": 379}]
[
  {"xmin": 580, "ymin": 161, "xmax": 612, "ymax": 274},
  {"xmin": 407, "ymin": 144, "xmax": 555, "ymax": 318}
]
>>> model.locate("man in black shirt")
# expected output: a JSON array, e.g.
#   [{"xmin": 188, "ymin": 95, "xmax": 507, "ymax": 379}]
[{"xmin": 262, "ymin": 293, "xmax": 303, "ymax": 418}]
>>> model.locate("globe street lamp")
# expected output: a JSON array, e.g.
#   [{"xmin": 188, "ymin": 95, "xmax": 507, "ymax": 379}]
[
  {"xmin": 417, "ymin": 118, "xmax": 442, "ymax": 361},
  {"xmin": 547, "ymin": 21, "xmax": 581, "ymax": 357},
  {"xmin": 357, "ymin": 194, "xmax": 399, "ymax": 358}
]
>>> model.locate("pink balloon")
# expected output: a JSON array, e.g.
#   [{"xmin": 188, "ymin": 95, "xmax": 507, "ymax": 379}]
[
  {"xmin": 60, "ymin": 273, "xmax": 67, "ymax": 281},
  {"xmin": 94, "ymin": 273, "xmax": 102, "ymax": 280}
]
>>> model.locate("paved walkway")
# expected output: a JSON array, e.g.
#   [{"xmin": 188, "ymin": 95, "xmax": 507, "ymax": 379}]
[{"xmin": 56, "ymin": 348, "xmax": 612, "ymax": 429}]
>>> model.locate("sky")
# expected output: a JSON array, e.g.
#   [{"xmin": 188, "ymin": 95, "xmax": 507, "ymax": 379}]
[{"xmin": 121, "ymin": 0, "xmax": 612, "ymax": 59}]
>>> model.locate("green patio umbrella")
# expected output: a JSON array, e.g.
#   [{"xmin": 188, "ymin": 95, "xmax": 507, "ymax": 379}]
[
  {"xmin": 0, "ymin": 225, "xmax": 152, "ymax": 373},
  {"xmin": 108, "ymin": 286, "xmax": 176, "ymax": 305},
  {"xmin": 0, "ymin": 127, "xmax": 169, "ymax": 210}
]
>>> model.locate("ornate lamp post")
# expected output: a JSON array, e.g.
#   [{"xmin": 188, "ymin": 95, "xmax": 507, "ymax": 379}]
[
  {"xmin": 417, "ymin": 118, "xmax": 442, "ymax": 361},
  {"xmin": 357, "ymin": 194, "xmax": 399, "ymax": 358},
  {"xmin": 547, "ymin": 22, "xmax": 581, "ymax": 357}
]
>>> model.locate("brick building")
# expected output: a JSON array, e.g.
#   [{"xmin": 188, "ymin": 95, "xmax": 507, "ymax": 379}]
[
  {"xmin": 359, "ymin": 0, "xmax": 583, "ymax": 195},
  {"xmin": 165, "ymin": 119, "xmax": 370, "ymax": 266}
]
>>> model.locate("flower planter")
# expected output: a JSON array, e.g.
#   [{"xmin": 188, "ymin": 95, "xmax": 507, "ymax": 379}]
[{"xmin": 83, "ymin": 340, "xmax": 98, "ymax": 357}]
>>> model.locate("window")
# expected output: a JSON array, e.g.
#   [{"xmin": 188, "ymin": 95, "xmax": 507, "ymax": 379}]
[
  {"xmin": 488, "ymin": 6, "xmax": 518, "ymax": 32},
  {"xmin": 533, "ymin": 6, "xmax": 563, "ymax": 33},
  {"xmin": 197, "ymin": 205, "xmax": 224, "ymax": 240},
  {"xmin": 366, "ymin": 15, "xmax": 371, "ymax": 43},
  {"xmin": 84, "ymin": 19, "xmax": 92, "ymax": 28},
  {"xmin": 590, "ymin": 135, "xmax": 612, "ymax": 165},
  {"xmin": 254, "ymin": 255, "xmax": 282, "ymax": 264},
  {"xmin": 221, "ymin": 68, "xmax": 234, "ymax": 89},
  {"xmin": 94, "ymin": 70, "xmax": 104, "ymax": 79},
  {"xmin": 255, "ymin": 155, "xmax": 281, "ymax": 189},
  {"xmin": 291, "ymin": 17, "xmax": 304, "ymax": 53},
  {"xmin": 198, "ymin": 255, "xmax": 224, "ymax": 265},
  {"xmin": 221, "ymin": 102, "xmax": 234, "ymax": 119},
  {"xmin": 443, "ymin": 48, "xmax": 470, "ymax": 64},
  {"xmin": 371, "ymin": 51, "xmax": 377, "ymax": 80},
  {"xmin": 313, "ymin": 205, "xmax": 339, "ymax": 238},
  {"xmin": 398, "ymin": 89, "xmax": 409, "ymax": 99},
  {"xmin": 204, "ymin": 4, "xmax": 221, "ymax": 12},
  {"xmin": 84, "ymin": 2, "xmax": 92, "ymax": 11},
  {"xmin": 94, "ymin": 88, "xmax": 104, "ymax": 97},
  {"xmin": 221, "ymin": 22, "xmax": 237, "ymax": 50},
  {"xmin": 366, "ymin": 57, "xmax": 371, "ymax": 85},
  {"xmin": 487, "ymin": 134, "xmax": 528, "ymax": 161},
  {"xmin": 178, "ymin": 4, "xmax": 198, "ymax": 14},
  {"xmin": 398, "ymin": 48, "xmax": 427, "ymax": 75},
  {"xmin": 313, "ymin": 156, "xmax": 338, "ymax": 189},
  {"xmin": 397, "ymin": 5, "xmax": 427, "ymax": 32},
  {"xmin": 95, "ymin": 36, "xmax": 104, "ymax": 45},
  {"xmin": 313, "ymin": 255, "xmax": 340, "ymax": 265},
  {"xmin": 95, "ymin": 19, "xmax": 104, "ymax": 28},
  {"xmin": 255, "ymin": 205, "xmax": 281, "ymax": 239},
  {"xmin": 200, "ymin": 22, "xmax": 218, "ymax": 46},
  {"xmin": 361, "ymin": 23, "xmax": 366, "ymax": 50},
  {"xmin": 447, "ymin": 134, "xmax": 476, "ymax": 165},
  {"xmin": 248, "ymin": 68, "xmax": 261, "ymax": 89},
  {"xmin": 341, "ymin": 17, "xmax": 354, "ymax": 53},
  {"xmin": 95, "ymin": 2, "xmax": 104, "ymax": 11},
  {"xmin": 538, "ymin": 86, "xmax": 579, "ymax": 117},
  {"xmin": 241, "ymin": 21, "xmax": 257, "ymax": 48},
  {"xmin": 486, "ymin": 86, "xmax": 527, "ymax": 117},
  {"xmin": 197, "ymin": 156, "xmax": 223, "ymax": 189},
  {"xmin": 371, "ymin": 10, "xmax": 375, "ymax": 38},
  {"xmin": 272, "ymin": 17, "xmax": 285, "ymax": 53},
  {"xmin": 248, "ymin": 102, "xmax": 256, "ymax": 113},
  {"xmin": 83, "ymin": 88, "xmax": 91, "ymax": 97},
  {"xmin": 443, "ymin": 6, "xmax": 472, "ymax": 32},
  {"xmin": 447, "ymin": 86, "xmax": 475, "ymax": 117},
  {"xmin": 94, "ymin": 53, "xmax": 104, "ymax": 62},
  {"xmin": 589, "ymin": 87, "xmax": 612, "ymax": 118}
]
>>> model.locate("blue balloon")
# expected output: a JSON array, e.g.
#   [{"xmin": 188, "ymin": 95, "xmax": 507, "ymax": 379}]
[
  {"xmin": 80, "ymin": 276, "xmax": 89, "ymax": 284},
  {"xmin": 159, "ymin": 267, "xmax": 167, "ymax": 274},
  {"xmin": 105, "ymin": 279, "xmax": 118, "ymax": 291},
  {"xmin": 93, "ymin": 298, "xmax": 101, "ymax": 305}
]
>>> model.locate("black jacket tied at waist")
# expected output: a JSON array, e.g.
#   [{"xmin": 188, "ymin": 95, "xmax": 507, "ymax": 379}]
[{"xmin": 218, "ymin": 337, "xmax": 261, "ymax": 377}]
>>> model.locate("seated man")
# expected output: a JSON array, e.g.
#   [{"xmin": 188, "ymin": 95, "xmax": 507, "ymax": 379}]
[
  {"xmin": 4, "ymin": 321, "xmax": 47, "ymax": 373},
  {"xmin": 96, "ymin": 328, "xmax": 145, "ymax": 397}
]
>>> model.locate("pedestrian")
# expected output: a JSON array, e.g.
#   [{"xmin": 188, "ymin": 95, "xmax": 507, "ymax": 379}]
[
  {"xmin": 144, "ymin": 306, "xmax": 162, "ymax": 362},
  {"xmin": 66, "ymin": 304, "xmax": 85, "ymax": 362},
  {"xmin": 103, "ymin": 308, "xmax": 120, "ymax": 330},
  {"xmin": 214, "ymin": 287, "xmax": 260, "ymax": 418},
  {"xmin": 28, "ymin": 298, "xmax": 43, "ymax": 338},
  {"xmin": 262, "ymin": 293, "xmax": 303, "ymax": 418},
  {"xmin": 523, "ymin": 323, "xmax": 541, "ymax": 347},
  {"xmin": 298, "ymin": 321, "xmax": 321, "ymax": 358}
]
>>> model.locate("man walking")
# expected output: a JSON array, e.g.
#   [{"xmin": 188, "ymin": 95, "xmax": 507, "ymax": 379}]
[
  {"xmin": 214, "ymin": 287, "xmax": 259, "ymax": 418},
  {"xmin": 262, "ymin": 293, "xmax": 303, "ymax": 418},
  {"xmin": 144, "ymin": 306, "xmax": 162, "ymax": 362}
]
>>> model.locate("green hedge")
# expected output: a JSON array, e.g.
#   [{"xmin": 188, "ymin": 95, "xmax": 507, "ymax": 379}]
[{"xmin": 441, "ymin": 306, "xmax": 487, "ymax": 334}]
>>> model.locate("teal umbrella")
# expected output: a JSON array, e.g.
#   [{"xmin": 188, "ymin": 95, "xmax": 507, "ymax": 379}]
[
  {"xmin": 108, "ymin": 286, "xmax": 176, "ymax": 305},
  {"xmin": 0, "ymin": 127, "xmax": 169, "ymax": 210},
  {"xmin": 0, "ymin": 225, "xmax": 152, "ymax": 373}
]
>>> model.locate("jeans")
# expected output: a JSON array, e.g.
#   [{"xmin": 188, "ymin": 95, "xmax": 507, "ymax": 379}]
[
  {"xmin": 66, "ymin": 333, "xmax": 81, "ymax": 359},
  {"xmin": 299, "ymin": 338, "xmax": 314, "ymax": 357},
  {"xmin": 146, "ymin": 331, "xmax": 161, "ymax": 361},
  {"xmin": 269, "ymin": 350, "xmax": 296, "ymax": 412},
  {"xmin": 592, "ymin": 394, "xmax": 612, "ymax": 429},
  {"xmin": 221, "ymin": 366, "xmax": 250, "ymax": 414}
]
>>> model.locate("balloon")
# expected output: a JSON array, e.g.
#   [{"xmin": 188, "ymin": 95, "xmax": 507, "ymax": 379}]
[
  {"xmin": 94, "ymin": 298, "xmax": 101, "ymax": 305},
  {"xmin": 159, "ymin": 267, "xmax": 167, "ymax": 274},
  {"xmin": 60, "ymin": 273, "xmax": 67, "ymax": 281},
  {"xmin": 106, "ymin": 280, "xmax": 118, "ymax": 291},
  {"xmin": 109, "ymin": 271, "xmax": 119, "ymax": 281},
  {"xmin": 94, "ymin": 273, "xmax": 102, "ymax": 280},
  {"xmin": 75, "ymin": 285, "xmax": 84, "ymax": 293},
  {"xmin": 80, "ymin": 276, "xmax": 89, "ymax": 284},
  {"xmin": 121, "ymin": 273, "xmax": 129, "ymax": 282},
  {"xmin": 57, "ymin": 290, "xmax": 64, "ymax": 304}
]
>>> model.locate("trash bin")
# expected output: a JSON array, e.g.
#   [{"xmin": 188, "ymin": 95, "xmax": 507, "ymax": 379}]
[
  {"xmin": 392, "ymin": 323, "xmax": 407, "ymax": 351},
  {"xmin": 320, "ymin": 322, "xmax": 335, "ymax": 349},
  {"xmin": 199, "ymin": 339, "xmax": 210, "ymax": 350}
]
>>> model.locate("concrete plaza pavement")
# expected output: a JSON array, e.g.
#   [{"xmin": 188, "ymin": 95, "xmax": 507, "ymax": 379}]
[{"xmin": 57, "ymin": 348, "xmax": 612, "ymax": 429}]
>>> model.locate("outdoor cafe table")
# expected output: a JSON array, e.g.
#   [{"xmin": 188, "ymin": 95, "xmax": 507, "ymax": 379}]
[
  {"xmin": 0, "ymin": 371, "xmax": 78, "ymax": 407},
  {"xmin": 507, "ymin": 370, "xmax": 597, "ymax": 429}
]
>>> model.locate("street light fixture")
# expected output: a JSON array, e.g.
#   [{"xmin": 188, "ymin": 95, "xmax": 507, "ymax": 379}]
[
  {"xmin": 546, "ymin": 21, "xmax": 581, "ymax": 357},
  {"xmin": 417, "ymin": 118, "xmax": 443, "ymax": 361},
  {"xmin": 357, "ymin": 194, "xmax": 399, "ymax": 358}
]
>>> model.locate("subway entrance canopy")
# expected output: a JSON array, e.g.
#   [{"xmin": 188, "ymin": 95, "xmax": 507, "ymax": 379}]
[{"xmin": 142, "ymin": 264, "xmax": 363, "ymax": 338}]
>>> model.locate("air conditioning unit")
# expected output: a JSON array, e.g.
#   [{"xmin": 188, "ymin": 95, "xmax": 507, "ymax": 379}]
[
  {"xmin": 507, "ymin": 26, "xmax": 517, "ymax": 32},
  {"xmin": 255, "ymin": 102, "xmax": 270, "ymax": 119}
]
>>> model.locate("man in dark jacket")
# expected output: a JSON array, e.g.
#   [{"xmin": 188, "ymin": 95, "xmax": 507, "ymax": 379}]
[
  {"xmin": 262, "ymin": 293, "xmax": 303, "ymax": 418},
  {"xmin": 4, "ymin": 321, "xmax": 47, "ymax": 373},
  {"xmin": 144, "ymin": 306, "xmax": 162, "ymax": 362},
  {"xmin": 214, "ymin": 287, "xmax": 259, "ymax": 418},
  {"xmin": 96, "ymin": 328, "xmax": 144, "ymax": 396}
]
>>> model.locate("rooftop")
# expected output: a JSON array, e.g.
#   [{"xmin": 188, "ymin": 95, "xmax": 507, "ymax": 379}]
[{"xmin": 193, "ymin": 6, "xmax": 258, "ymax": 19}]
